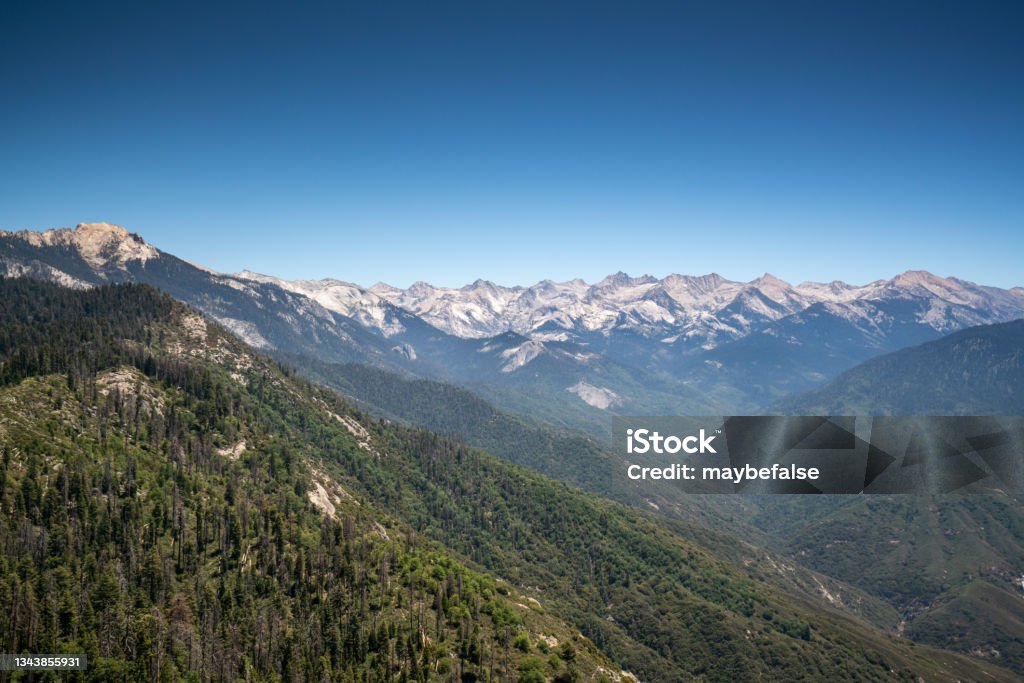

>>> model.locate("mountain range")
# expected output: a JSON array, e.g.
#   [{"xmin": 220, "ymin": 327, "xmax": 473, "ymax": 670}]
[
  {"xmin": 7, "ymin": 278, "xmax": 1017, "ymax": 681},
  {"xmin": 4, "ymin": 222, "xmax": 1024, "ymax": 677},
  {"xmin": 4, "ymin": 222, "xmax": 1023, "ymax": 427}
]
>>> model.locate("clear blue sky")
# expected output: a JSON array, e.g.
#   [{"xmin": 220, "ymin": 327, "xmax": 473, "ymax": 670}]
[{"xmin": 2, "ymin": 1, "xmax": 1021, "ymax": 288}]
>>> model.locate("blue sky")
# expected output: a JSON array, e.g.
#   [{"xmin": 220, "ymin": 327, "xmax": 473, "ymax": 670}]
[{"xmin": 2, "ymin": 1, "xmax": 1021, "ymax": 288}]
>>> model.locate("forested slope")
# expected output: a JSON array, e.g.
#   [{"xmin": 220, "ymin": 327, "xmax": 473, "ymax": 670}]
[{"xmin": 0, "ymin": 278, "xmax": 1016, "ymax": 682}]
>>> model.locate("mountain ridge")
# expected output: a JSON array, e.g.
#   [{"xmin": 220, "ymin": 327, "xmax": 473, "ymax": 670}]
[
  {"xmin": 780, "ymin": 318, "xmax": 1024, "ymax": 416},
  {"xmin": 4, "ymin": 221, "xmax": 1024, "ymax": 419},
  {"xmin": 8, "ymin": 222, "xmax": 1022, "ymax": 347},
  {"xmin": 6, "ymin": 227, "xmax": 1024, "ymax": 675},
  {"xmin": 6, "ymin": 277, "xmax": 1016, "ymax": 680},
  {"xmin": 363, "ymin": 267, "xmax": 1024, "ymax": 344}
]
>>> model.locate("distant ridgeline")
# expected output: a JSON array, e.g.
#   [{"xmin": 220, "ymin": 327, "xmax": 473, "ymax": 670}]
[{"xmin": 4, "ymin": 223, "xmax": 1024, "ymax": 433}]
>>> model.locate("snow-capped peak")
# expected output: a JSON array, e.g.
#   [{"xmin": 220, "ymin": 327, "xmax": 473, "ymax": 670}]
[
  {"xmin": 751, "ymin": 272, "xmax": 791, "ymax": 291},
  {"xmin": 368, "ymin": 282, "xmax": 403, "ymax": 297},
  {"xmin": 367, "ymin": 270, "xmax": 1024, "ymax": 347},
  {"xmin": 233, "ymin": 271, "xmax": 406, "ymax": 337}
]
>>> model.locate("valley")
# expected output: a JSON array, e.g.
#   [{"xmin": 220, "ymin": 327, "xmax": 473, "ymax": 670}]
[{"xmin": 2, "ymin": 224, "xmax": 1024, "ymax": 679}]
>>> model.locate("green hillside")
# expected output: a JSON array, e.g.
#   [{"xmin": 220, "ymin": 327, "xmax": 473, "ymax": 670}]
[
  {"xmin": 749, "ymin": 494, "xmax": 1024, "ymax": 674},
  {"xmin": 0, "ymin": 278, "xmax": 1017, "ymax": 682},
  {"xmin": 0, "ymin": 280, "xmax": 615, "ymax": 682},
  {"xmin": 277, "ymin": 357, "xmax": 619, "ymax": 495},
  {"xmin": 764, "ymin": 321, "xmax": 1024, "ymax": 671},
  {"xmin": 779, "ymin": 319, "xmax": 1024, "ymax": 415},
  {"xmin": 284, "ymin": 355, "xmax": 904, "ymax": 633}
]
